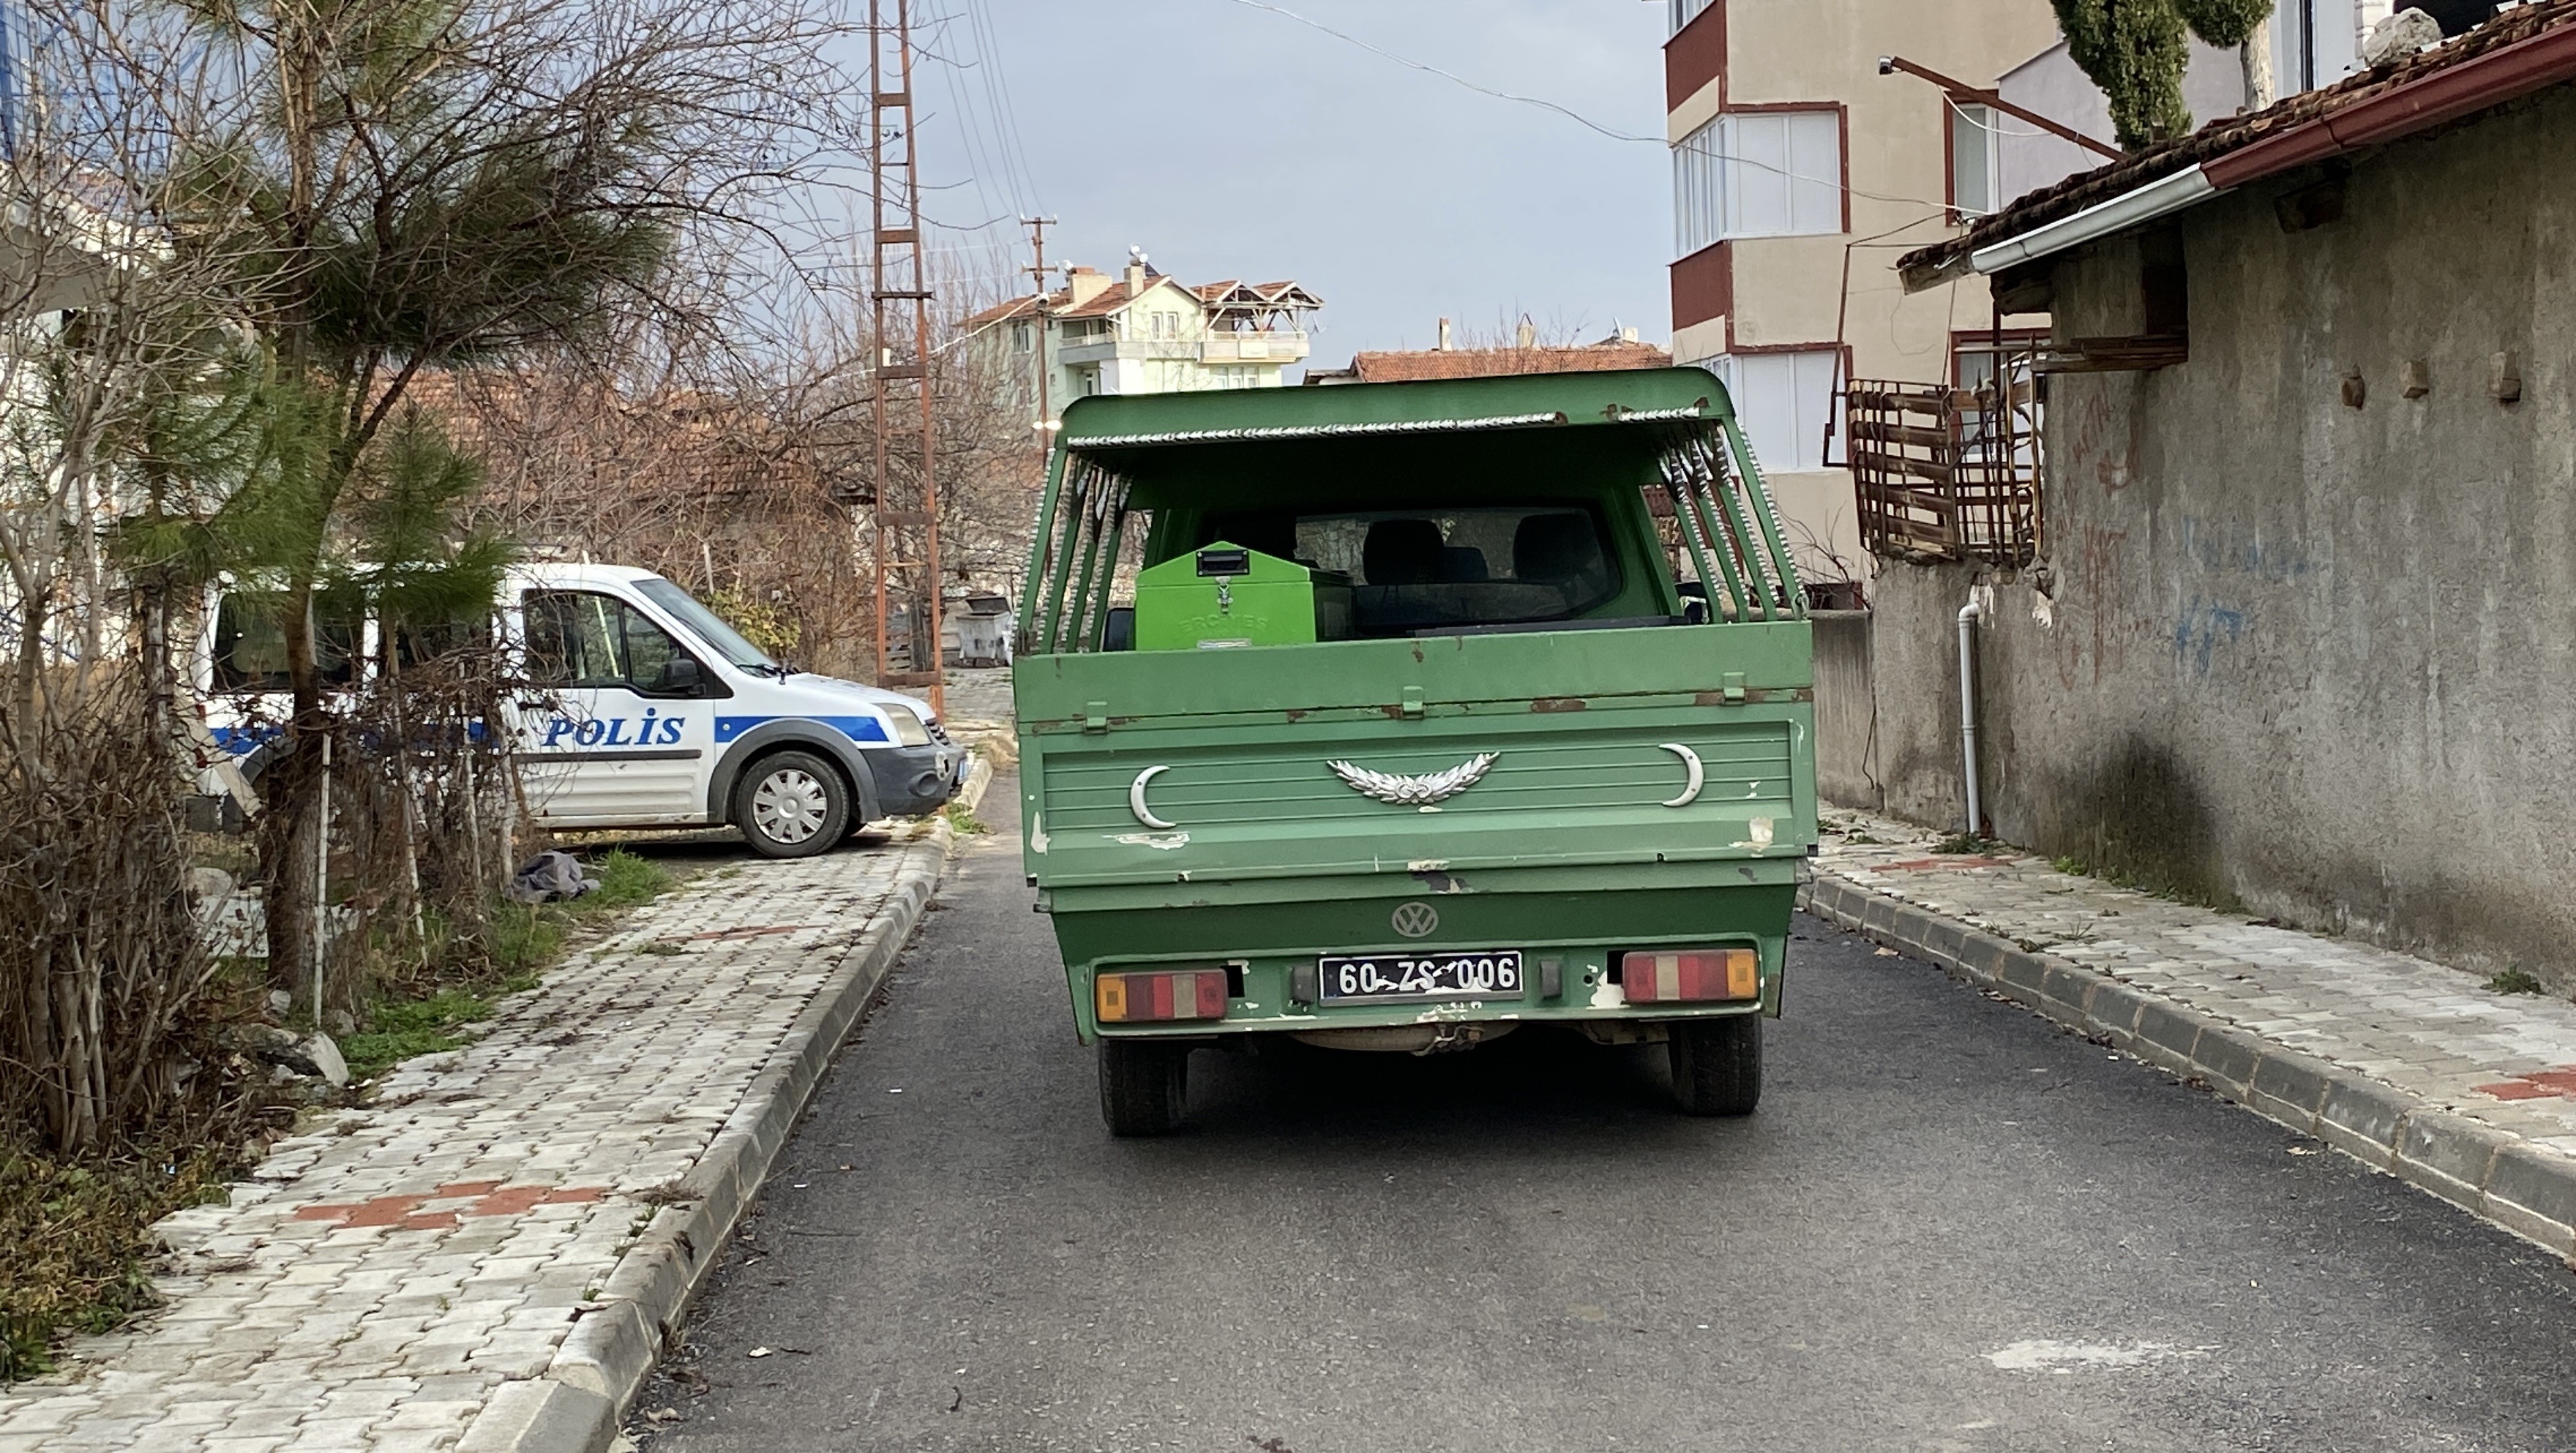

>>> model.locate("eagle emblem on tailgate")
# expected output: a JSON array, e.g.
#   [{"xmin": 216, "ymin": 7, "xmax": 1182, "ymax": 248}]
[{"xmin": 1325, "ymin": 753, "xmax": 1499, "ymax": 808}]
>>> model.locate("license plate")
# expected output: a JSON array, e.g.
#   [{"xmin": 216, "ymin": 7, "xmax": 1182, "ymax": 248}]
[{"xmin": 1319, "ymin": 950, "xmax": 1524, "ymax": 1003}]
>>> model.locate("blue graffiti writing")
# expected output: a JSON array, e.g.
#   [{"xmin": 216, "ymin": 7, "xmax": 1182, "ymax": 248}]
[
  {"xmin": 2171, "ymin": 596, "xmax": 2249, "ymax": 680},
  {"xmin": 2179, "ymin": 514, "xmax": 2317, "ymax": 584}
]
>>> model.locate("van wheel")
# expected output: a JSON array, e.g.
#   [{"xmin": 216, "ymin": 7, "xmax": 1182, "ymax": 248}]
[
  {"xmin": 1669, "ymin": 1015, "xmax": 1761, "ymax": 1116},
  {"xmin": 734, "ymin": 751, "xmax": 850, "ymax": 859},
  {"xmin": 1098, "ymin": 1040, "xmax": 1188, "ymax": 1136}
]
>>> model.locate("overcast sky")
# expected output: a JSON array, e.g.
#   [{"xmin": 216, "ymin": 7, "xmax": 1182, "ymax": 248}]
[{"xmin": 907, "ymin": 0, "xmax": 1674, "ymax": 366}]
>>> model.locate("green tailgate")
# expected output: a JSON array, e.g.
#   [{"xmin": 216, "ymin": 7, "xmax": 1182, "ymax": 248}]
[{"xmin": 1018, "ymin": 624, "xmax": 1811, "ymax": 887}]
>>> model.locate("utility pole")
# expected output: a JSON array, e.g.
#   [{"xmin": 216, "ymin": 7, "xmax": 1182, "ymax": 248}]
[
  {"xmin": 1022, "ymin": 215, "xmax": 1057, "ymax": 449},
  {"xmin": 868, "ymin": 0, "xmax": 943, "ymax": 716}
]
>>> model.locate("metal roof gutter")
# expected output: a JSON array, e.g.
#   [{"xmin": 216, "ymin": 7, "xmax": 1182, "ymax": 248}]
[
  {"xmin": 1965, "ymin": 165, "xmax": 2220, "ymax": 278},
  {"xmin": 1925, "ymin": 17, "xmax": 2576, "ymax": 289}
]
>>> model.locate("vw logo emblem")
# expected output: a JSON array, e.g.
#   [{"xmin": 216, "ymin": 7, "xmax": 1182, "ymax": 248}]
[{"xmin": 1390, "ymin": 901, "xmax": 1439, "ymax": 939}]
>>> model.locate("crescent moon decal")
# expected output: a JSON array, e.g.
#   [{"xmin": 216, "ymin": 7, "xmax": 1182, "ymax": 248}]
[
  {"xmin": 1658, "ymin": 743, "xmax": 1704, "ymax": 808},
  {"xmin": 1129, "ymin": 765, "xmax": 1176, "ymax": 830}
]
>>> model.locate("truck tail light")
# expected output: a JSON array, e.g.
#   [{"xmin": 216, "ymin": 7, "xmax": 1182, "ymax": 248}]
[
  {"xmin": 1620, "ymin": 950, "xmax": 1759, "ymax": 1004},
  {"xmin": 1096, "ymin": 969, "xmax": 1228, "ymax": 1024}
]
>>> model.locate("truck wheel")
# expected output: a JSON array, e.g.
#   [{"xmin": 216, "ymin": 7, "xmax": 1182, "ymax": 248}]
[
  {"xmin": 1669, "ymin": 1015, "xmax": 1761, "ymax": 1116},
  {"xmin": 734, "ymin": 751, "xmax": 850, "ymax": 859},
  {"xmin": 1098, "ymin": 1040, "xmax": 1188, "ymax": 1136}
]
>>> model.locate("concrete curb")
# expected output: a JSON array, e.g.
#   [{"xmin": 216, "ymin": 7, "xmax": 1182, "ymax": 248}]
[
  {"xmin": 1800, "ymin": 871, "xmax": 2576, "ymax": 1258},
  {"xmin": 460, "ymin": 807, "xmax": 974, "ymax": 1452}
]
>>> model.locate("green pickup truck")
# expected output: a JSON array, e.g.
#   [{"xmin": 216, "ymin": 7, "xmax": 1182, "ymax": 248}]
[{"xmin": 1011, "ymin": 368, "xmax": 1818, "ymax": 1134}]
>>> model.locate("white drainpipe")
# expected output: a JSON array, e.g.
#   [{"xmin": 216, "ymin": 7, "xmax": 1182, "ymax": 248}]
[{"xmin": 1957, "ymin": 595, "xmax": 1983, "ymax": 836}]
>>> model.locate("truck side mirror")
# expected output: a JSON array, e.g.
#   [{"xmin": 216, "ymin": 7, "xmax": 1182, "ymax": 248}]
[{"xmin": 1101, "ymin": 607, "xmax": 1136, "ymax": 652}]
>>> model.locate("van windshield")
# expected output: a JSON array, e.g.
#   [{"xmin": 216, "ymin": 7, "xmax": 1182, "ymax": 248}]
[
  {"xmin": 632, "ymin": 577, "xmax": 782, "ymax": 673},
  {"xmin": 1204, "ymin": 505, "xmax": 1620, "ymax": 637}
]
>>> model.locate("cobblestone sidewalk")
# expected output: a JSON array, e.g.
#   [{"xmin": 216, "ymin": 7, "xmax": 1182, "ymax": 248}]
[
  {"xmin": 0, "ymin": 824, "xmax": 954, "ymax": 1453},
  {"xmin": 1814, "ymin": 806, "xmax": 2576, "ymax": 1250}
]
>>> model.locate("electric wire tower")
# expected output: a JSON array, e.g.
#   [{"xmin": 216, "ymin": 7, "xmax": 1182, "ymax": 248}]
[{"xmin": 866, "ymin": 0, "xmax": 944, "ymax": 716}]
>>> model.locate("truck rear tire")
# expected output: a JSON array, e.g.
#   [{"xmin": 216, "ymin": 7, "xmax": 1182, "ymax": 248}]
[
  {"xmin": 1098, "ymin": 1040, "xmax": 1188, "ymax": 1136},
  {"xmin": 734, "ymin": 751, "xmax": 851, "ymax": 860},
  {"xmin": 1669, "ymin": 1015, "xmax": 1761, "ymax": 1116}
]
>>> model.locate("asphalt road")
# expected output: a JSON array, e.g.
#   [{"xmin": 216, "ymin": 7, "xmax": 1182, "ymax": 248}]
[{"xmin": 635, "ymin": 778, "xmax": 2576, "ymax": 1452}]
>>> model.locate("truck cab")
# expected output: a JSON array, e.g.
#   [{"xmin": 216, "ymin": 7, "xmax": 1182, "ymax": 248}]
[
  {"xmin": 1011, "ymin": 369, "xmax": 1819, "ymax": 1134},
  {"xmin": 197, "ymin": 562, "xmax": 968, "ymax": 856}
]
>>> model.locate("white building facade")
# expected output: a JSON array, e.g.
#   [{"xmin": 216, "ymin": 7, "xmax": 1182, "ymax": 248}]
[{"xmin": 968, "ymin": 256, "xmax": 1320, "ymax": 424}]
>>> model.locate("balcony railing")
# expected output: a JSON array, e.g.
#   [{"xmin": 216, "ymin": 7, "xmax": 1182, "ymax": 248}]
[{"xmin": 1842, "ymin": 369, "xmax": 2041, "ymax": 567}]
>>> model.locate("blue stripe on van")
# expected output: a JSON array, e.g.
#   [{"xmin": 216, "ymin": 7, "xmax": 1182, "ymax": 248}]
[
  {"xmin": 211, "ymin": 724, "xmax": 281, "ymax": 756},
  {"xmin": 714, "ymin": 715, "xmax": 890, "ymax": 745}
]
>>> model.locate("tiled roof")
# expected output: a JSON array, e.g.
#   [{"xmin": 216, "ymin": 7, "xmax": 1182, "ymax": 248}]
[
  {"xmin": 1333, "ymin": 342, "xmax": 1672, "ymax": 383},
  {"xmin": 1900, "ymin": 0, "xmax": 2576, "ymax": 279}
]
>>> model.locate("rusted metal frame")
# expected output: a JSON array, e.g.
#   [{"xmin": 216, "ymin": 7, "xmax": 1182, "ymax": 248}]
[
  {"xmin": 1033, "ymin": 458, "xmax": 1101, "ymax": 654},
  {"xmin": 1056, "ymin": 466, "xmax": 1117, "ymax": 651},
  {"xmin": 1666, "ymin": 429, "xmax": 1755, "ymax": 621},
  {"xmin": 1656, "ymin": 443, "xmax": 1743, "ymax": 622},
  {"xmin": 1016, "ymin": 444, "xmax": 1067, "ymax": 655},
  {"xmin": 1715, "ymin": 417, "xmax": 1806, "ymax": 616},
  {"xmin": 1688, "ymin": 471, "xmax": 1762, "ymax": 623},
  {"xmin": 1057, "ymin": 483, "xmax": 1110, "ymax": 656},
  {"xmin": 1077, "ymin": 481, "xmax": 1134, "ymax": 653},
  {"xmin": 1686, "ymin": 431, "xmax": 1777, "ymax": 621},
  {"xmin": 1065, "ymin": 476, "xmax": 1129, "ymax": 654}
]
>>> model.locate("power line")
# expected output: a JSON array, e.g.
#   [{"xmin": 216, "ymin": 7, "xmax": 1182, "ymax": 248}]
[
  {"xmin": 1227, "ymin": 0, "xmax": 1965, "ymax": 215},
  {"xmin": 1223, "ymin": 0, "xmax": 1656, "ymax": 144}
]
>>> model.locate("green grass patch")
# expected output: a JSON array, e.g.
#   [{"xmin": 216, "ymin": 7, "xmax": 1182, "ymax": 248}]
[
  {"xmin": 939, "ymin": 801, "xmax": 990, "ymax": 836},
  {"xmin": 2488, "ymin": 967, "xmax": 2547, "ymax": 996},
  {"xmin": 348, "ymin": 849, "xmax": 675, "ymax": 1081},
  {"xmin": 581, "ymin": 849, "xmax": 670, "ymax": 911},
  {"xmin": 1933, "ymin": 833, "xmax": 2002, "ymax": 856},
  {"xmin": 1, "ymin": 1146, "xmax": 238, "ymax": 1381},
  {"xmin": 341, "ymin": 988, "xmax": 498, "ymax": 1079}
]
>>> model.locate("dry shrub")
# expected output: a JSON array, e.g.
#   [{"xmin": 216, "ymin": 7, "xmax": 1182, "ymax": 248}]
[
  {"xmin": 289, "ymin": 643, "xmax": 523, "ymax": 1015},
  {"xmin": 0, "ymin": 672, "xmax": 288, "ymax": 1378},
  {"xmin": 0, "ymin": 673, "xmax": 237, "ymax": 1152}
]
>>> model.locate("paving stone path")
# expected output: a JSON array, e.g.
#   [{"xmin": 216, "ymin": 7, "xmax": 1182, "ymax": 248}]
[
  {"xmin": 0, "ymin": 828, "xmax": 943, "ymax": 1453},
  {"xmin": 1819, "ymin": 806, "xmax": 2576, "ymax": 1159}
]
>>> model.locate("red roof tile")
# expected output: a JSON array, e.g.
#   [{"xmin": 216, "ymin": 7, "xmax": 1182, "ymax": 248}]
[{"xmin": 1333, "ymin": 342, "xmax": 1672, "ymax": 383}]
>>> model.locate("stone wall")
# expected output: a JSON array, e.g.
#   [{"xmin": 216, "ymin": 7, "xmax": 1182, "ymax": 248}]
[
  {"xmin": 1808, "ymin": 609, "xmax": 1882, "ymax": 811},
  {"xmin": 1865, "ymin": 82, "xmax": 2576, "ymax": 985}
]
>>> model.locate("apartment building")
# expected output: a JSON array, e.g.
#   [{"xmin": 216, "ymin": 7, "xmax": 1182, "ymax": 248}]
[
  {"xmin": 1663, "ymin": 0, "xmax": 2062, "ymax": 583},
  {"xmin": 1664, "ymin": 0, "xmax": 2435, "ymax": 585}
]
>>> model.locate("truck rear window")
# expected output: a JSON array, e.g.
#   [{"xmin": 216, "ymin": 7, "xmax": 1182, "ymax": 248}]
[{"xmin": 1207, "ymin": 506, "xmax": 1619, "ymax": 637}]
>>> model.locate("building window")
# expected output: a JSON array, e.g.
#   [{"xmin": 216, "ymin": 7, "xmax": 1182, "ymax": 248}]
[
  {"xmin": 1011, "ymin": 320, "xmax": 1033, "ymax": 353},
  {"xmin": 1674, "ymin": 109, "xmax": 1843, "ymax": 255},
  {"xmin": 1669, "ymin": 0, "xmax": 1715, "ymax": 35},
  {"xmin": 1949, "ymin": 102, "xmax": 1998, "ymax": 219},
  {"xmin": 1707, "ymin": 350, "xmax": 1841, "ymax": 473}
]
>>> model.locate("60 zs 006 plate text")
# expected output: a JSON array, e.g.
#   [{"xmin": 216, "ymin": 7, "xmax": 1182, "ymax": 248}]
[{"xmin": 1319, "ymin": 951, "xmax": 1523, "ymax": 1002}]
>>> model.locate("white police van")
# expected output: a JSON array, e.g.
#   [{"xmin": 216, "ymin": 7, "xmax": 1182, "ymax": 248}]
[{"xmin": 197, "ymin": 562, "xmax": 968, "ymax": 857}]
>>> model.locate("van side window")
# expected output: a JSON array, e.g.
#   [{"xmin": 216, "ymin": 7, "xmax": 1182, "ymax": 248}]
[
  {"xmin": 213, "ymin": 593, "xmax": 358, "ymax": 691},
  {"xmin": 523, "ymin": 591, "xmax": 713, "ymax": 697},
  {"xmin": 394, "ymin": 616, "xmax": 491, "ymax": 669}
]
